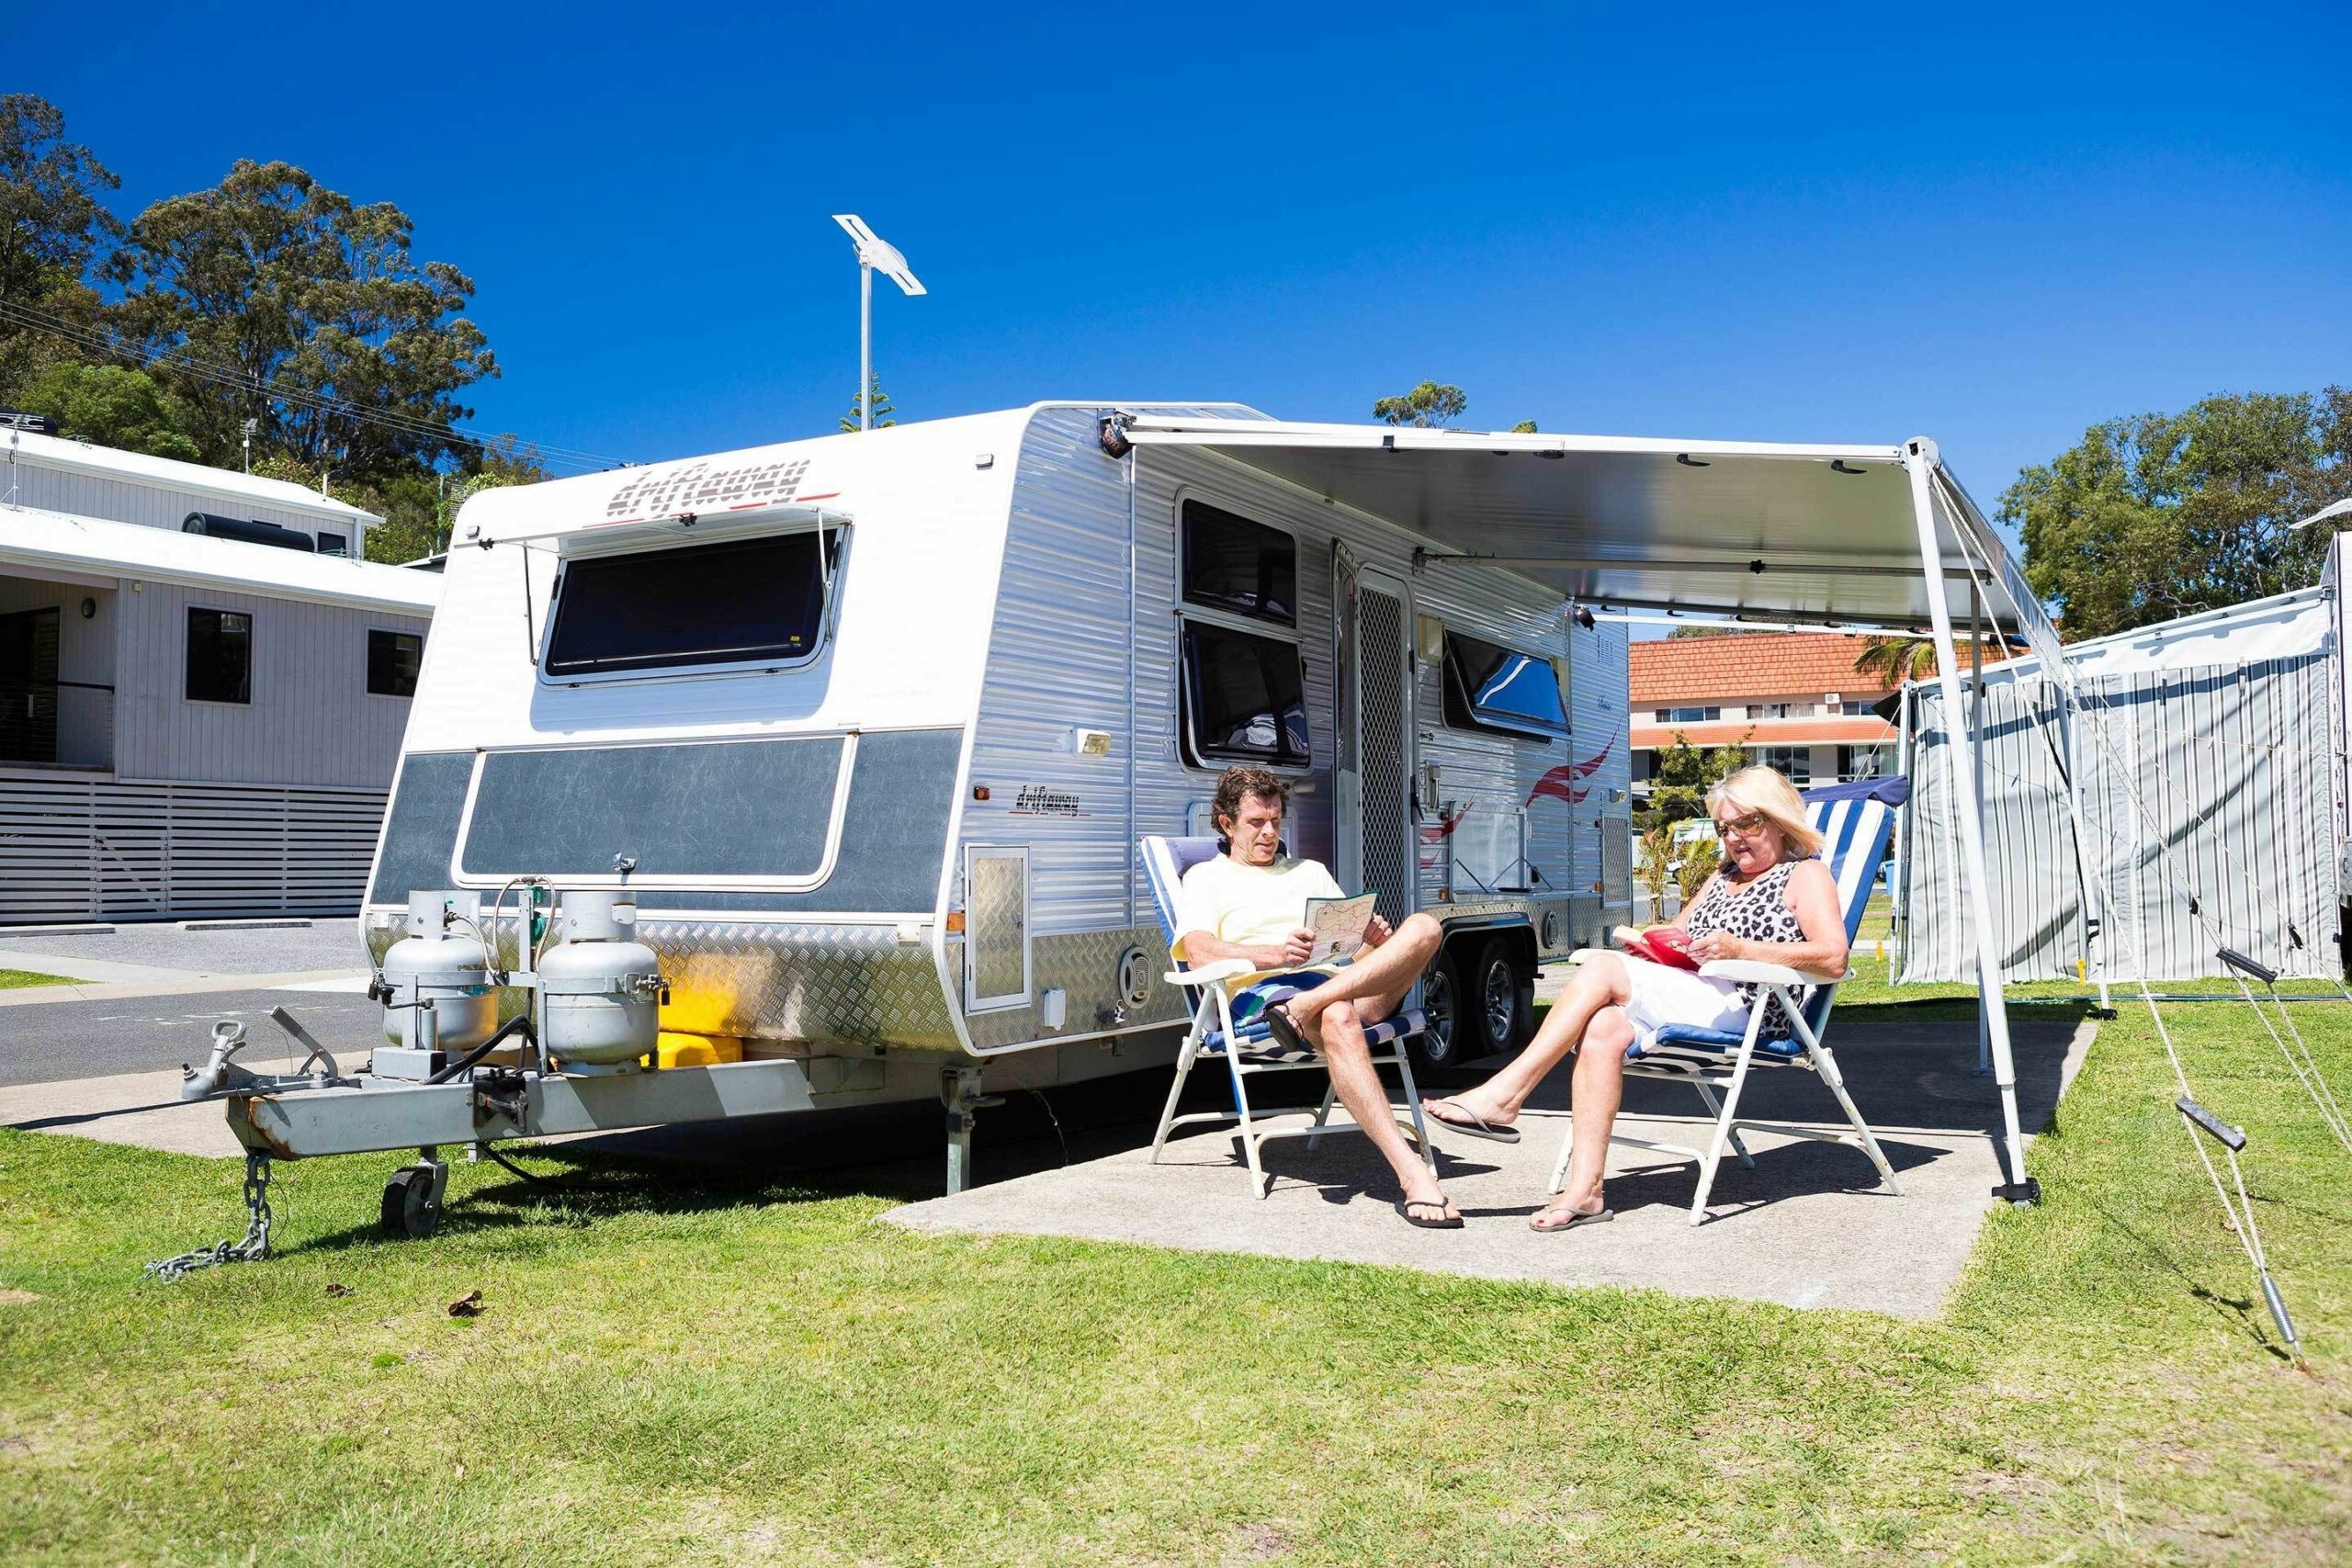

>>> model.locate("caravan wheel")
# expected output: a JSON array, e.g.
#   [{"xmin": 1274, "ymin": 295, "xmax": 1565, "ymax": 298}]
[{"xmin": 1411, "ymin": 950, "xmax": 1465, "ymax": 1073}]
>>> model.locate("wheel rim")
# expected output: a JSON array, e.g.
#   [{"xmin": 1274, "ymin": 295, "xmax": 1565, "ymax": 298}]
[
  {"xmin": 1422, "ymin": 969, "xmax": 1456, "ymax": 1062},
  {"xmin": 1480, "ymin": 958, "xmax": 1516, "ymax": 1047}
]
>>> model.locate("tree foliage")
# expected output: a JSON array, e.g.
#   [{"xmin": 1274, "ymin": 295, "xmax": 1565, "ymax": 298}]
[
  {"xmin": 104, "ymin": 159, "xmax": 498, "ymax": 480},
  {"xmin": 1374, "ymin": 381, "xmax": 1467, "ymax": 427},
  {"xmin": 2004, "ymin": 389, "xmax": 2352, "ymax": 639},
  {"xmin": 840, "ymin": 375, "xmax": 895, "ymax": 432},
  {"xmin": 0, "ymin": 94, "xmax": 119, "ymax": 310},
  {"xmin": 18, "ymin": 362, "xmax": 198, "ymax": 460},
  {"xmin": 1639, "ymin": 729, "xmax": 1750, "ymax": 831}
]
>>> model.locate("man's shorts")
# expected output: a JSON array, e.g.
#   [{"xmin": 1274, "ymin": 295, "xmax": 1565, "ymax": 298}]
[{"xmin": 1229, "ymin": 969, "xmax": 1336, "ymax": 1032}]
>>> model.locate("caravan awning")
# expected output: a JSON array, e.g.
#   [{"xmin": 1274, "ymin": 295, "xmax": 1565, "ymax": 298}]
[{"xmin": 1117, "ymin": 414, "xmax": 2024, "ymax": 632}]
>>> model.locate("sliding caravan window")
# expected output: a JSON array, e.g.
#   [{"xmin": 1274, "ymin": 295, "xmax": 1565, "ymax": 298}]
[
  {"xmin": 1181, "ymin": 502, "xmax": 1295, "ymax": 626},
  {"xmin": 1180, "ymin": 619, "xmax": 1310, "ymax": 770},
  {"xmin": 543, "ymin": 530, "xmax": 839, "ymax": 680},
  {"xmin": 1441, "ymin": 630, "xmax": 1568, "ymax": 741}
]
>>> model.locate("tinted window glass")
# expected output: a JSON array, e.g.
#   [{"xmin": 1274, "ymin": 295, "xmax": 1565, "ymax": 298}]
[
  {"xmin": 546, "ymin": 532, "xmax": 833, "ymax": 677},
  {"xmin": 187, "ymin": 608, "xmax": 252, "ymax": 704},
  {"xmin": 1181, "ymin": 621, "xmax": 1309, "ymax": 768},
  {"xmin": 1442, "ymin": 630, "xmax": 1567, "ymax": 740},
  {"xmin": 1181, "ymin": 502, "xmax": 1295, "ymax": 626},
  {"xmin": 368, "ymin": 629, "xmax": 423, "ymax": 697}
]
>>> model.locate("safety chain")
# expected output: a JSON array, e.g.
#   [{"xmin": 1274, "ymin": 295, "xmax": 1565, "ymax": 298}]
[{"xmin": 144, "ymin": 1151, "xmax": 274, "ymax": 1281}]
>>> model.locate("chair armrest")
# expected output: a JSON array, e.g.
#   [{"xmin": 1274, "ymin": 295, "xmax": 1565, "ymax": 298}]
[
  {"xmin": 1698, "ymin": 959, "xmax": 1850, "ymax": 987},
  {"xmin": 1166, "ymin": 958, "xmax": 1255, "ymax": 987}
]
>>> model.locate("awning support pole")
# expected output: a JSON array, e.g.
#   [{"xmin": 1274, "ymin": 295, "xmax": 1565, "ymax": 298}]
[
  {"xmin": 1973, "ymin": 584, "xmax": 1990, "ymax": 1077},
  {"xmin": 1904, "ymin": 439, "xmax": 2036, "ymax": 1202}
]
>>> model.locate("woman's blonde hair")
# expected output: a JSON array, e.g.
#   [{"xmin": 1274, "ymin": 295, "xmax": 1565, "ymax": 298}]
[{"xmin": 1706, "ymin": 765, "xmax": 1823, "ymax": 860}]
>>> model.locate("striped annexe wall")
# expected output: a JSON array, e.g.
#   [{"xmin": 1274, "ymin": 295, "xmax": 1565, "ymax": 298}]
[{"xmin": 0, "ymin": 772, "xmax": 387, "ymax": 923}]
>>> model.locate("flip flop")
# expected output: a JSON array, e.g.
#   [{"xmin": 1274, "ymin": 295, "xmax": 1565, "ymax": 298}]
[
  {"xmin": 1261, "ymin": 1003, "xmax": 1310, "ymax": 1055},
  {"xmin": 1396, "ymin": 1198, "xmax": 1464, "ymax": 1230},
  {"xmin": 1530, "ymin": 1201, "xmax": 1614, "ymax": 1234},
  {"xmin": 1424, "ymin": 1100, "xmax": 1522, "ymax": 1145}
]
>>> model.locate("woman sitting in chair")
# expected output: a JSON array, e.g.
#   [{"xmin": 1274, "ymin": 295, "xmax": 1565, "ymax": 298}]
[{"xmin": 1425, "ymin": 765, "xmax": 1850, "ymax": 1231}]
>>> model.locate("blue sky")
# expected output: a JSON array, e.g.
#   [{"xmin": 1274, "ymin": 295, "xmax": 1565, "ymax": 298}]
[{"xmin": 10, "ymin": 2, "xmax": 2348, "ymax": 520}]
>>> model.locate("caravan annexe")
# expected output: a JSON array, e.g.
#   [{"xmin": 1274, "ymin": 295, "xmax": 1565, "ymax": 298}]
[{"xmin": 218, "ymin": 403, "xmax": 1631, "ymax": 1201}]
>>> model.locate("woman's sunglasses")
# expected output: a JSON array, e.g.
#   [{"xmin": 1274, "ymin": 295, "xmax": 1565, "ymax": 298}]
[{"xmin": 1715, "ymin": 810, "xmax": 1770, "ymax": 837}]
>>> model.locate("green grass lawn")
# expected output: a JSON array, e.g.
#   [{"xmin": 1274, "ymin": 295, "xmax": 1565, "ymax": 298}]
[
  {"xmin": 0, "ymin": 970, "xmax": 74, "ymax": 990},
  {"xmin": 3, "ymin": 998, "xmax": 2349, "ymax": 1564}
]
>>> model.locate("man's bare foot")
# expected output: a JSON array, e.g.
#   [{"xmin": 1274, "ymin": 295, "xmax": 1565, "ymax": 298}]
[{"xmin": 1400, "ymin": 1180, "xmax": 1460, "ymax": 1226}]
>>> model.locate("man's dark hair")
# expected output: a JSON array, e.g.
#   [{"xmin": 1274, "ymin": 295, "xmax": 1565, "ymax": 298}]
[{"xmin": 1211, "ymin": 765, "xmax": 1290, "ymax": 835}]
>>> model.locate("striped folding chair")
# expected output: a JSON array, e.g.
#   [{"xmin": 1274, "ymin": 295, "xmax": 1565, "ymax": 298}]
[
  {"xmin": 1548, "ymin": 781, "xmax": 1909, "ymax": 1224},
  {"xmin": 1138, "ymin": 834, "xmax": 1434, "ymax": 1199}
]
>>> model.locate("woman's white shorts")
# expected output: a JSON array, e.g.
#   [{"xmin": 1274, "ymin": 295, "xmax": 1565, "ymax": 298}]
[{"xmin": 1611, "ymin": 956, "xmax": 1748, "ymax": 1052}]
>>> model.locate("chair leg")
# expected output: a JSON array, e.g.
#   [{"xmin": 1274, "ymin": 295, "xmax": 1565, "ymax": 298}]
[
  {"xmin": 1225, "ymin": 1052, "xmax": 1272, "ymax": 1199},
  {"xmin": 1392, "ymin": 1042, "xmax": 1437, "ymax": 1176},
  {"xmin": 1150, "ymin": 1022, "xmax": 1208, "ymax": 1164},
  {"xmin": 1305, "ymin": 1081, "xmax": 1338, "ymax": 1153},
  {"xmin": 1690, "ymin": 1018, "xmax": 1767, "ymax": 1224},
  {"xmin": 1693, "ymin": 1081, "xmax": 1756, "ymax": 1170},
  {"xmin": 1811, "ymin": 1042, "xmax": 1904, "ymax": 1196}
]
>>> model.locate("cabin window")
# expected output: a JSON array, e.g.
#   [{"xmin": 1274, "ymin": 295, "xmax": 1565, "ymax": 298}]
[
  {"xmin": 186, "ymin": 608, "xmax": 252, "ymax": 705},
  {"xmin": 543, "ymin": 531, "xmax": 837, "ymax": 679},
  {"xmin": 1181, "ymin": 502, "xmax": 1295, "ymax": 626},
  {"xmin": 368, "ymin": 629, "xmax": 423, "ymax": 697},
  {"xmin": 1657, "ymin": 705, "xmax": 1720, "ymax": 723},
  {"xmin": 1442, "ymin": 630, "xmax": 1568, "ymax": 741},
  {"xmin": 1179, "ymin": 620, "xmax": 1309, "ymax": 769},
  {"xmin": 316, "ymin": 532, "xmax": 349, "ymax": 556}
]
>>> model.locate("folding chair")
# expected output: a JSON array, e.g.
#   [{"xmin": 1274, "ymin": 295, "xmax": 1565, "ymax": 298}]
[
  {"xmin": 1139, "ymin": 834, "xmax": 1435, "ymax": 1198},
  {"xmin": 1548, "ymin": 781, "xmax": 1909, "ymax": 1224}
]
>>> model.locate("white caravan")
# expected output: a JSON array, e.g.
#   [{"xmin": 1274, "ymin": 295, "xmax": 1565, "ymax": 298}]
[{"xmin": 193, "ymin": 403, "xmax": 1631, "ymax": 1231}]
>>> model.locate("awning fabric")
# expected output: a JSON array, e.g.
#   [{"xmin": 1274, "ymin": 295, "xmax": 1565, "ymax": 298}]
[{"xmin": 1118, "ymin": 414, "xmax": 2030, "ymax": 635}]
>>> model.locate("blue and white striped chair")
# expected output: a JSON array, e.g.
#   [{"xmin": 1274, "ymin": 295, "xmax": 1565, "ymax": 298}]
[
  {"xmin": 1549, "ymin": 781, "xmax": 1908, "ymax": 1224},
  {"xmin": 1139, "ymin": 834, "xmax": 1434, "ymax": 1198}
]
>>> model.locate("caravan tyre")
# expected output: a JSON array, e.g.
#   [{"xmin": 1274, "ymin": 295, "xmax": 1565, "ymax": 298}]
[
  {"xmin": 1411, "ymin": 949, "xmax": 1466, "ymax": 1073},
  {"xmin": 1469, "ymin": 937, "xmax": 1524, "ymax": 1057}
]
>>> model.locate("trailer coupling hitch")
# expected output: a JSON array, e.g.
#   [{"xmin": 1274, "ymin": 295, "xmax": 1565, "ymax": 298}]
[{"xmin": 179, "ymin": 1009, "xmax": 352, "ymax": 1102}]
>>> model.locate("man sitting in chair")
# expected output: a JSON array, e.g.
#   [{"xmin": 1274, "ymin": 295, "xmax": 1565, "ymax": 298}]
[{"xmin": 1176, "ymin": 765, "xmax": 1457, "ymax": 1227}]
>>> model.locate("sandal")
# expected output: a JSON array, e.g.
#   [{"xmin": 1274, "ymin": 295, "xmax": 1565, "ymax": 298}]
[
  {"xmin": 1530, "ymin": 1199, "xmax": 1613, "ymax": 1234},
  {"xmin": 1396, "ymin": 1197, "xmax": 1464, "ymax": 1229},
  {"xmin": 1261, "ymin": 1003, "xmax": 1310, "ymax": 1055},
  {"xmin": 1425, "ymin": 1099, "xmax": 1521, "ymax": 1145}
]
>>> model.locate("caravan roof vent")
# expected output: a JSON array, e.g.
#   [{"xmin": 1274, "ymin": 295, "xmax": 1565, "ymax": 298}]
[{"xmin": 182, "ymin": 512, "xmax": 319, "ymax": 552}]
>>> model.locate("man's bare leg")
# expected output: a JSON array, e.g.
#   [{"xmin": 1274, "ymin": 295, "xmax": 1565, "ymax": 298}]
[
  {"xmin": 1532, "ymin": 1007, "xmax": 1634, "ymax": 1228},
  {"xmin": 1282, "ymin": 913, "xmax": 1444, "ymax": 1032},
  {"xmin": 1427, "ymin": 953, "xmax": 1632, "ymax": 1132},
  {"xmin": 1316, "ymin": 999, "xmax": 1454, "ymax": 1220}
]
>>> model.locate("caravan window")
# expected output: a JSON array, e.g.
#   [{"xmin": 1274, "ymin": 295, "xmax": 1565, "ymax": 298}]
[
  {"xmin": 544, "ymin": 532, "xmax": 835, "ymax": 678},
  {"xmin": 1182, "ymin": 502, "xmax": 1295, "ymax": 626},
  {"xmin": 1442, "ymin": 630, "xmax": 1568, "ymax": 741},
  {"xmin": 1180, "ymin": 620, "xmax": 1309, "ymax": 769}
]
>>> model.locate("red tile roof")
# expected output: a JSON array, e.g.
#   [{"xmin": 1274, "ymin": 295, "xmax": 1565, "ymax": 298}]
[
  {"xmin": 1632, "ymin": 716, "xmax": 1897, "ymax": 750},
  {"xmin": 1629, "ymin": 631, "xmax": 2010, "ymax": 705}
]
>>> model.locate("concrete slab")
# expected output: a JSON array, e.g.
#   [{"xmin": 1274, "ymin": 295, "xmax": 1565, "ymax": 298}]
[{"xmin": 888, "ymin": 1019, "xmax": 2095, "ymax": 1320}]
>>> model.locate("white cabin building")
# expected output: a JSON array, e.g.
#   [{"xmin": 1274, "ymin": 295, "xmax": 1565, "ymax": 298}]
[{"xmin": 0, "ymin": 417, "xmax": 439, "ymax": 922}]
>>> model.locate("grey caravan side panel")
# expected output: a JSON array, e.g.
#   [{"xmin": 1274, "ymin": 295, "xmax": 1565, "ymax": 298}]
[
  {"xmin": 959, "ymin": 408, "xmax": 1185, "ymax": 1052},
  {"xmin": 1130, "ymin": 438, "xmax": 1577, "ymax": 955}
]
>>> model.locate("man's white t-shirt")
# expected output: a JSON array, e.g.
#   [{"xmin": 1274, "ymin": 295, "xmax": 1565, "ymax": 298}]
[{"xmin": 1174, "ymin": 852, "xmax": 1345, "ymax": 964}]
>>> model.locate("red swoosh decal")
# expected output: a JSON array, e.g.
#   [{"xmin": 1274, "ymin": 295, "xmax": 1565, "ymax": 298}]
[{"xmin": 1528, "ymin": 728, "xmax": 1619, "ymax": 807}]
